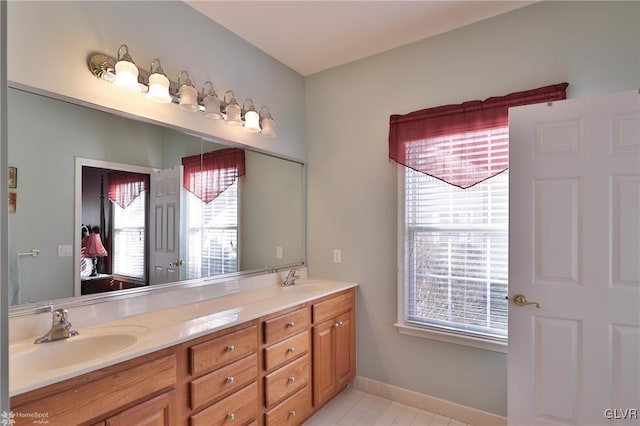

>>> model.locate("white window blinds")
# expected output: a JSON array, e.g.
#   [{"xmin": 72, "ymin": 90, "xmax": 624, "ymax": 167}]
[
  {"xmin": 187, "ymin": 180, "xmax": 238, "ymax": 279},
  {"xmin": 112, "ymin": 190, "xmax": 146, "ymax": 279},
  {"xmin": 403, "ymin": 127, "xmax": 509, "ymax": 341}
]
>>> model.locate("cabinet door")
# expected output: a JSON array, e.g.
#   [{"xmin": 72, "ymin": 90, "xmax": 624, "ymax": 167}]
[
  {"xmin": 335, "ymin": 310, "xmax": 355, "ymax": 390},
  {"xmin": 105, "ymin": 390, "xmax": 175, "ymax": 426},
  {"xmin": 312, "ymin": 319, "xmax": 335, "ymax": 407}
]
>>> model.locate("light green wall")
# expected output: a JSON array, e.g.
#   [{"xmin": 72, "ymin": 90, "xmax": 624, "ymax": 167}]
[{"xmin": 305, "ymin": 1, "xmax": 640, "ymax": 416}]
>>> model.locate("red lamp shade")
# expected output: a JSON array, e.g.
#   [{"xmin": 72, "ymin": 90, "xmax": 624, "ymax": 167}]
[{"xmin": 84, "ymin": 233, "xmax": 108, "ymax": 257}]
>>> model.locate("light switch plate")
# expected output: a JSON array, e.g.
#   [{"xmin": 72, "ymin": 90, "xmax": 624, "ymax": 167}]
[{"xmin": 58, "ymin": 245, "xmax": 73, "ymax": 257}]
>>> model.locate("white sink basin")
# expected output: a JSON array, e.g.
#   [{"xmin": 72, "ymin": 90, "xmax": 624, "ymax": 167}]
[{"xmin": 10, "ymin": 325, "xmax": 149, "ymax": 373}]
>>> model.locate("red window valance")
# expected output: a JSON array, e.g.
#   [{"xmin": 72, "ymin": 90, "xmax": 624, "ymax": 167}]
[
  {"xmin": 182, "ymin": 148, "xmax": 246, "ymax": 204},
  {"xmin": 389, "ymin": 82, "xmax": 569, "ymax": 188},
  {"xmin": 108, "ymin": 172, "xmax": 149, "ymax": 209}
]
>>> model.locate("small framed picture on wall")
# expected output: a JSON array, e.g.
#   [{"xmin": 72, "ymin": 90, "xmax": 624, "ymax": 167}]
[{"xmin": 8, "ymin": 167, "xmax": 17, "ymax": 189}]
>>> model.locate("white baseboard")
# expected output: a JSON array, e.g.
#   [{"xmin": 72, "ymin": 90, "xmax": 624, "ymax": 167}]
[{"xmin": 350, "ymin": 375, "xmax": 507, "ymax": 426}]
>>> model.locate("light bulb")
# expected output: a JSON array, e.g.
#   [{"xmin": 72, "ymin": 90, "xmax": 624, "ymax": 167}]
[
  {"xmin": 113, "ymin": 60, "xmax": 140, "ymax": 92},
  {"xmin": 243, "ymin": 110, "xmax": 261, "ymax": 133}
]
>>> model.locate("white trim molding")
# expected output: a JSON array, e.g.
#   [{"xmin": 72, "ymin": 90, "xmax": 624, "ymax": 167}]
[
  {"xmin": 395, "ymin": 322, "xmax": 508, "ymax": 354},
  {"xmin": 351, "ymin": 375, "xmax": 507, "ymax": 426}
]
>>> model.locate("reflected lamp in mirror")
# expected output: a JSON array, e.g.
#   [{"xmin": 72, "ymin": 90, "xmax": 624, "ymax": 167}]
[
  {"xmin": 146, "ymin": 59, "xmax": 172, "ymax": 103},
  {"xmin": 202, "ymin": 81, "xmax": 223, "ymax": 119},
  {"xmin": 260, "ymin": 106, "xmax": 277, "ymax": 138},
  {"xmin": 84, "ymin": 227, "xmax": 108, "ymax": 277},
  {"xmin": 242, "ymin": 99, "xmax": 261, "ymax": 133},
  {"xmin": 178, "ymin": 71, "xmax": 199, "ymax": 112},
  {"xmin": 112, "ymin": 44, "xmax": 141, "ymax": 93}
]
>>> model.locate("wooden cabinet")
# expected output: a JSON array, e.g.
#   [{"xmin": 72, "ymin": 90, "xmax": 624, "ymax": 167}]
[
  {"xmin": 312, "ymin": 289, "xmax": 356, "ymax": 409},
  {"xmin": 105, "ymin": 390, "xmax": 175, "ymax": 426},
  {"xmin": 10, "ymin": 349, "xmax": 177, "ymax": 426},
  {"xmin": 11, "ymin": 285, "xmax": 356, "ymax": 426}
]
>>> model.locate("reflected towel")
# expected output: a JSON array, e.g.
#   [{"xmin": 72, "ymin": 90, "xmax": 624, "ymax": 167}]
[{"xmin": 9, "ymin": 251, "xmax": 21, "ymax": 305}]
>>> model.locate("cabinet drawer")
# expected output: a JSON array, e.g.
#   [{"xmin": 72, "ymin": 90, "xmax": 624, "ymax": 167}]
[
  {"xmin": 264, "ymin": 354, "xmax": 309, "ymax": 407},
  {"xmin": 312, "ymin": 290, "xmax": 354, "ymax": 324},
  {"xmin": 264, "ymin": 385, "xmax": 311, "ymax": 426},
  {"xmin": 264, "ymin": 330, "xmax": 309, "ymax": 372},
  {"xmin": 263, "ymin": 307, "xmax": 309, "ymax": 345},
  {"xmin": 190, "ymin": 354, "xmax": 257, "ymax": 411},
  {"xmin": 190, "ymin": 325, "xmax": 257, "ymax": 376},
  {"xmin": 189, "ymin": 382, "xmax": 257, "ymax": 426}
]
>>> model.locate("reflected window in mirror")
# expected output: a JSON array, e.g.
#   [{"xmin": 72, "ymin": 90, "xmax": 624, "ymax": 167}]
[
  {"xmin": 110, "ymin": 172, "xmax": 150, "ymax": 281},
  {"xmin": 183, "ymin": 148, "xmax": 245, "ymax": 278}
]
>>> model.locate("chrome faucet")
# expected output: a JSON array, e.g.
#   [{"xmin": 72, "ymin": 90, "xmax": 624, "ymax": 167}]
[
  {"xmin": 282, "ymin": 268, "xmax": 300, "ymax": 287},
  {"xmin": 34, "ymin": 308, "xmax": 79, "ymax": 344}
]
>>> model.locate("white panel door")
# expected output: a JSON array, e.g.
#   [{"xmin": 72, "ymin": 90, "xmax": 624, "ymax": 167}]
[
  {"xmin": 149, "ymin": 166, "xmax": 184, "ymax": 285},
  {"xmin": 508, "ymin": 91, "xmax": 640, "ymax": 426}
]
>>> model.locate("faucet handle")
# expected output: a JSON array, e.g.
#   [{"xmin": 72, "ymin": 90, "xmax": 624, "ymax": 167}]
[{"xmin": 52, "ymin": 308, "xmax": 68, "ymax": 324}]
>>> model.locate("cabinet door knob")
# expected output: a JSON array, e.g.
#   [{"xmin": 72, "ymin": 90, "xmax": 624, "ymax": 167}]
[
  {"xmin": 289, "ymin": 410, "xmax": 297, "ymax": 417},
  {"xmin": 339, "ymin": 321, "xmax": 344, "ymax": 326},
  {"xmin": 334, "ymin": 322, "xmax": 340, "ymax": 328},
  {"xmin": 288, "ymin": 376, "xmax": 296, "ymax": 384},
  {"xmin": 287, "ymin": 321, "xmax": 295, "ymax": 328},
  {"xmin": 288, "ymin": 346, "xmax": 296, "ymax": 353},
  {"xmin": 226, "ymin": 376, "xmax": 235, "ymax": 384},
  {"xmin": 227, "ymin": 412, "xmax": 235, "ymax": 421},
  {"xmin": 227, "ymin": 344, "xmax": 235, "ymax": 352}
]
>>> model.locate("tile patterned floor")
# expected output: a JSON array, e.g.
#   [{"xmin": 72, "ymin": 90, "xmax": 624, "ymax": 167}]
[{"xmin": 304, "ymin": 388, "xmax": 472, "ymax": 426}]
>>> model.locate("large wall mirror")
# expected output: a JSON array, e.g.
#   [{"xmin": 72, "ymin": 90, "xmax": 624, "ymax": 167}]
[{"xmin": 7, "ymin": 87, "xmax": 304, "ymax": 309}]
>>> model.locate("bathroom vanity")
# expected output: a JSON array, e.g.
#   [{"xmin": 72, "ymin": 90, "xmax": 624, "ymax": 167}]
[{"xmin": 9, "ymin": 278, "xmax": 357, "ymax": 426}]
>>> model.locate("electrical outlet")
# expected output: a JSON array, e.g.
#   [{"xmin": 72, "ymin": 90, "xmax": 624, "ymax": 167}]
[
  {"xmin": 58, "ymin": 245, "xmax": 73, "ymax": 257},
  {"xmin": 333, "ymin": 249, "xmax": 342, "ymax": 264},
  {"xmin": 276, "ymin": 246, "xmax": 284, "ymax": 259}
]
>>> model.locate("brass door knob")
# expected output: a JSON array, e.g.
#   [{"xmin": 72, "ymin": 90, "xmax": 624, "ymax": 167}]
[{"xmin": 512, "ymin": 294, "xmax": 541, "ymax": 308}]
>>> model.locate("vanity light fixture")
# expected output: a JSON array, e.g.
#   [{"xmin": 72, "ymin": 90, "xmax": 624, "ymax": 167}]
[
  {"xmin": 112, "ymin": 44, "xmax": 141, "ymax": 93},
  {"xmin": 87, "ymin": 44, "xmax": 277, "ymax": 137},
  {"xmin": 260, "ymin": 105, "xmax": 277, "ymax": 138},
  {"xmin": 178, "ymin": 71, "xmax": 199, "ymax": 112},
  {"xmin": 223, "ymin": 91, "xmax": 243, "ymax": 126},
  {"xmin": 145, "ymin": 59, "xmax": 172, "ymax": 103},
  {"xmin": 202, "ymin": 81, "xmax": 223, "ymax": 119},
  {"xmin": 242, "ymin": 99, "xmax": 261, "ymax": 133}
]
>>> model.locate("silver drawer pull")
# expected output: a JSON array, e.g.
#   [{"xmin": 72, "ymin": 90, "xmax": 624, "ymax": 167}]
[
  {"xmin": 287, "ymin": 321, "xmax": 295, "ymax": 328},
  {"xmin": 288, "ymin": 346, "xmax": 296, "ymax": 353},
  {"xmin": 289, "ymin": 410, "xmax": 296, "ymax": 417},
  {"xmin": 226, "ymin": 376, "xmax": 235, "ymax": 384},
  {"xmin": 227, "ymin": 412, "xmax": 236, "ymax": 421},
  {"xmin": 288, "ymin": 376, "xmax": 296, "ymax": 384},
  {"xmin": 227, "ymin": 344, "xmax": 235, "ymax": 352},
  {"xmin": 334, "ymin": 322, "xmax": 340, "ymax": 328}
]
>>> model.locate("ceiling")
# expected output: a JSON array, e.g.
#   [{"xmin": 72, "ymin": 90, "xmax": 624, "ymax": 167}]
[{"xmin": 184, "ymin": 1, "xmax": 536, "ymax": 76}]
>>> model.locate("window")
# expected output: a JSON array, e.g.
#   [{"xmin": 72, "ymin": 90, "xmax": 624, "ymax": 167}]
[
  {"xmin": 389, "ymin": 83, "xmax": 568, "ymax": 350},
  {"xmin": 186, "ymin": 180, "xmax": 238, "ymax": 278},
  {"xmin": 112, "ymin": 189, "xmax": 147, "ymax": 280},
  {"xmin": 403, "ymin": 144, "xmax": 509, "ymax": 343},
  {"xmin": 182, "ymin": 148, "xmax": 245, "ymax": 279}
]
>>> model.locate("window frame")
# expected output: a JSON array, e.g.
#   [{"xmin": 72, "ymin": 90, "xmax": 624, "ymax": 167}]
[{"xmin": 395, "ymin": 166, "xmax": 508, "ymax": 353}]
